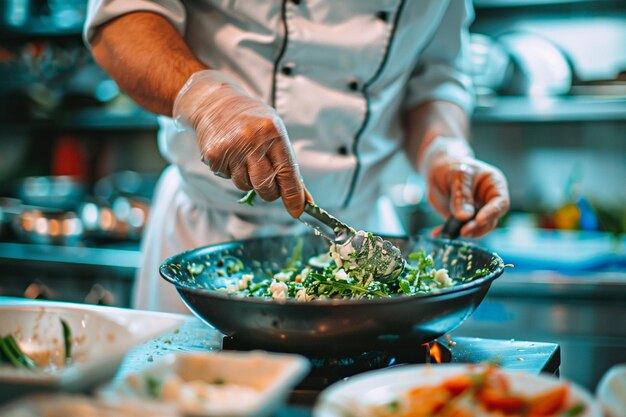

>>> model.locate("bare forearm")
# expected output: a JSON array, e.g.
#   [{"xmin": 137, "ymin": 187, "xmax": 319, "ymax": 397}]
[
  {"xmin": 403, "ymin": 100, "xmax": 470, "ymax": 170},
  {"xmin": 91, "ymin": 12, "xmax": 207, "ymax": 116}
]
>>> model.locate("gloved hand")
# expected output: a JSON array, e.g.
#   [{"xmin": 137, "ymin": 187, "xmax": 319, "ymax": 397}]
[
  {"xmin": 173, "ymin": 70, "xmax": 306, "ymax": 218},
  {"xmin": 420, "ymin": 137, "xmax": 510, "ymax": 237}
]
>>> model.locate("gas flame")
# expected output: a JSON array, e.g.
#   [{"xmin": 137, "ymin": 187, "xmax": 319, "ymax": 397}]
[
  {"xmin": 430, "ymin": 342, "xmax": 443, "ymax": 364},
  {"xmin": 421, "ymin": 342, "xmax": 430, "ymax": 363}
]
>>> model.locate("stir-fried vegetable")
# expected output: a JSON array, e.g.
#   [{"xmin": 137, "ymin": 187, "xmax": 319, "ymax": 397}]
[
  {"xmin": 146, "ymin": 375, "xmax": 162, "ymax": 398},
  {"xmin": 229, "ymin": 192, "xmax": 493, "ymax": 301},
  {"xmin": 215, "ymin": 246, "xmax": 484, "ymax": 301}
]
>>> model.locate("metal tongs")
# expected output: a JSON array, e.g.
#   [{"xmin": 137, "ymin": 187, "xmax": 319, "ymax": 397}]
[{"xmin": 299, "ymin": 202, "xmax": 405, "ymax": 282}]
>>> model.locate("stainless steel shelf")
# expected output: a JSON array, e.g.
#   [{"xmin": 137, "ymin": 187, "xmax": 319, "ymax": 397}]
[
  {"xmin": 50, "ymin": 107, "xmax": 159, "ymax": 130},
  {"xmin": 55, "ymin": 96, "xmax": 626, "ymax": 126},
  {"xmin": 7, "ymin": 97, "xmax": 624, "ymax": 129},
  {"xmin": 0, "ymin": 19, "xmax": 83, "ymax": 38},
  {"xmin": 0, "ymin": 242, "xmax": 141, "ymax": 269},
  {"xmin": 474, "ymin": 0, "xmax": 619, "ymax": 8},
  {"xmin": 472, "ymin": 96, "xmax": 626, "ymax": 123}
]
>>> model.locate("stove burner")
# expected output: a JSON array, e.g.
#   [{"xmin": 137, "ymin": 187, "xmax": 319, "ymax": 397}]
[
  {"xmin": 221, "ymin": 336, "xmax": 560, "ymax": 405},
  {"xmin": 222, "ymin": 336, "xmax": 453, "ymax": 403},
  {"xmin": 299, "ymin": 342, "xmax": 451, "ymax": 390}
]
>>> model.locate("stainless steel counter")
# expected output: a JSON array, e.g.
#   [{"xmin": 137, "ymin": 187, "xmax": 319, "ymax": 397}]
[
  {"xmin": 117, "ymin": 312, "xmax": 561, "ymax": 416},
  {"xmin": 453, "ymin": 270, "xmax": 626, "ymax": 391}
]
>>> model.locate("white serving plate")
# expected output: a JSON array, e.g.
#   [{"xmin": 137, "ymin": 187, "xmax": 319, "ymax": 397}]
[
  {"xmin": 101, "ymin": 350, "xmax": 310, "ymax": 417},
  {"xmin": 0, "ymin": 302, "xmax": 183, "ymax": 400},
  {"xmin": 313, "ymin": 364, "xmax": 602, "ymax": 417}
]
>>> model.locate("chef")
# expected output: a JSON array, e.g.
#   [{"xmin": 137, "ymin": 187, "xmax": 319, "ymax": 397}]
[{"xmin": 84, "ymin": 0, "xmax": 509, "ymax": 313}]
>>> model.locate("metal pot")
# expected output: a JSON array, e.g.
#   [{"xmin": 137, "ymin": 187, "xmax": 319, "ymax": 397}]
[
  {"xmin": 17, "ymin": 176, "xmax": 86, "ymax": 210},
  {"xmin": 13, "ymin": 208, "xmax": 83, "ymax": 245},
  {"xmin": 1, "ymin": 0, "xmax": 31, "ymax": 28},
  {"xmin": 79, "ymin": 195, "xmax": 149, "ymax": 241}
]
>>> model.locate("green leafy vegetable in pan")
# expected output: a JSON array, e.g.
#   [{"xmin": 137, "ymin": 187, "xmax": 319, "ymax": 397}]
[
  {"xmin": 212, "ymin": 246, "xmax": 491, "ymax": 301},
  {"xmin": 226, "ymin": 192, "xmax": 495, "ymax": 301}
]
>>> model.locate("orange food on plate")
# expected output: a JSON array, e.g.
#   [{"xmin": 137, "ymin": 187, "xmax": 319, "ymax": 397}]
[
  {"xmin": 405, "ymin": 385, "xmax": 449, "ymax": 414},
  {"xmin": 369, "ymin": 365, "xmax": 585, "ymax": 417},
  {"xmin": 483, "ymin": 367, "xmax": 510, "ymax": 392},
  {"xmin": 478, "ymin": 388, "xmax": 526, "ymax": 413},
  {"xmin": 527, "ymin": 385, "xmax": 569, "ymax": 416},
  {"xmin": 441, "ymin": 374, "xmax": 473, "ymax": 396}
]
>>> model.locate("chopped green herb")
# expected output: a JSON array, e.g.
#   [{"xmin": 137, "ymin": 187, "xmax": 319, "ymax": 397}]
[
  {"xmin": 285, "ymin": 238, "xmax": 303, "ymax": 270},
  {"xmin": 238, "ymin": 190, "xmax": 257, "ymax": 206},
  {"xmin": 61, "ymin": 319, "xmax": 72, "ymax": 362},
  {"xmin": 146, "ymin": 375, "xmax": 162, "ymax": 398},
  {"xmin": 387, "ymin": 401, "xmax": 399, "ymax": 412},
  {"xmin": 560, "ymin": 404, "xmax": 586, "ymax": 417},
  {"xmin": 212, "ymin": 378, "xmax": 226, "ymax": 385},
  {"xmin": 485, "ymin": 355, "xmax": 503, "ymax": 367}
]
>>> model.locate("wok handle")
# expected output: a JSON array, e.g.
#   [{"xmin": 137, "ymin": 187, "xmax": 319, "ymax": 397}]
[{"xmin": 440, "ymin": 217, "xmax": 468, "ymax": 240}]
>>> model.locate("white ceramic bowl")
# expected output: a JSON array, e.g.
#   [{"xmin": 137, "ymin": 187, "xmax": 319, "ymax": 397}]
[
  {"xmin": 0, "ymin": 394, "xmax": 181, "ymax": 417},
  {"xmin": 101, "ymin": 350, "xmax": 310, "ymax": 417},
  {"xmin": 0, "ymin": 302, "xmax": 183, "ymax": 400},
  {"xmin": 314, "ymin": 364, "xmax": 602, "ymax": 417},
  {"xmin": 596, "ymin": 364, "xmax": 626, "ymax": 417}
]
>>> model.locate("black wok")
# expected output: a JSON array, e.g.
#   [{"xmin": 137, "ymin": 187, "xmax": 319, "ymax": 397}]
[{"xmin": 160, "ymin": 234, "xmax": 504, "ymax": 355}]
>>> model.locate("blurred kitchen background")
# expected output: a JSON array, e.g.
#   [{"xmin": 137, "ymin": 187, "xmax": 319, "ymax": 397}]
[{"xmin": 0, "ymin": 0, "xmax": 624, "ymax": 392}]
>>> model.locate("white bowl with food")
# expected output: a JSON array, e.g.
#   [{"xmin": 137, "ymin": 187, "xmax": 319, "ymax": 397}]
[
  {"xmin": 596, "ymin": 364, "xmax": 626, "ymax": 417},
  {"xmin": 100, "ymin": 350, "xmax": 310, "ymax": 417},
  {"xmin": 313, "ymin": 363, "xmax": 602, "ymax": 417},
  {"xmin": 0, "ymin": 302, "xmax": 183, "ymax": 400},
  {"xmin": 0, "ymin": 394, "xmax": 181, "ymax": 417}
]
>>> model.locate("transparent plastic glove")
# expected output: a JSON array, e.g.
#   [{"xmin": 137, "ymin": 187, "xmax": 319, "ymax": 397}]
[
  {"xmin": 420, "ymin": 137, "xmax": 510, "ymax": 238},
  {"xmin": 173, "ymin": 70, "xmax": 305, "ymax": 218}
]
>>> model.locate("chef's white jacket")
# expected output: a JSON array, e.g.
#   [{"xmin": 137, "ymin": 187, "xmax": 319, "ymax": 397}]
[{"xmin": 85, "ymin": 0, "xmax": 475, "ymax": 313}]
